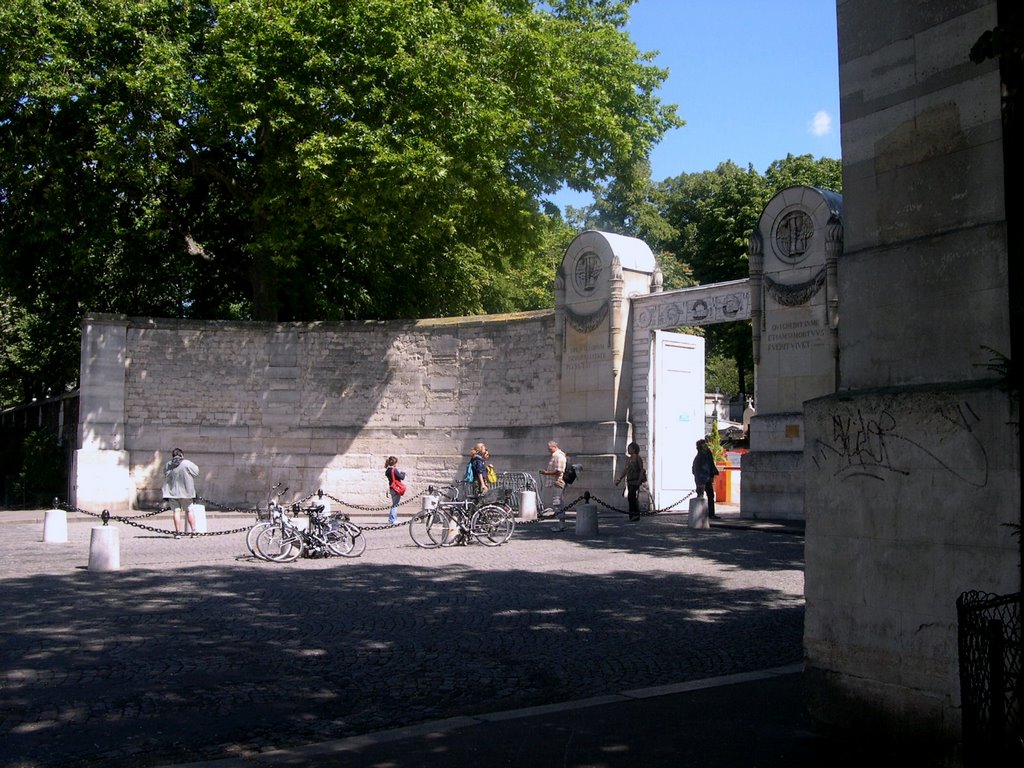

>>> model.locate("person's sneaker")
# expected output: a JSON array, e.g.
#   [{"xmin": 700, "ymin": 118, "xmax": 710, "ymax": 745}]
[{"xmin": 173, "ymin": 533, "xmax": 181, "ymax": 540}]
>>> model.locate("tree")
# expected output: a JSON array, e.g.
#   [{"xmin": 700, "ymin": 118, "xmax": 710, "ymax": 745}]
[{"xmin": 0, "ymin": 0, "xmax": 679, "ymax": 404}]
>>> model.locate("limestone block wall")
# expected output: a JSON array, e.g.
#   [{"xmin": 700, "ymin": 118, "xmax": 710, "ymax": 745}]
[
  {"xmin": 804, "ymin": 385, "xmax": 1018, "ymax": 742},
  {"xmin": 837, "ymin": 1, "xmax": 1007, "ymax": 390},
  {"xmin": 81, "ymin": 311, "xmax": 560, "ymax": 510},
  {"xmin": 805, "ymin": 0, "xmax": 1017, "ymax": 752}
]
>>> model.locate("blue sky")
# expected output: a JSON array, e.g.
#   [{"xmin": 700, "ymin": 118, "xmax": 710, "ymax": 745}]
[{"xmin": 550, "ymin": 0, "xmax": 842, "ymax": 211}]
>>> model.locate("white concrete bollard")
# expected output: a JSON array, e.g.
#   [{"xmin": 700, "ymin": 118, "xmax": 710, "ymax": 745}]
[
  {"xmin": 88, "ymin": 525, "xmax": 121, "ymax": 571},
  {"xmin": 518, "ymin": 490, "xmax": 538, "ymax": 520},
  {"xmin": 43, "ymin": 507, "xmax": 68, "ymax": 543},
  {"xmin": 688, "ymin": 497, "xmax": 710, "ymax": 529},
  {"xmin": 188, "ymin": 503, "xmax": 207, "ymax": 534},
  {"xmin": 575, "ymin": 503, "xmax": 599, "ymax": 537}
]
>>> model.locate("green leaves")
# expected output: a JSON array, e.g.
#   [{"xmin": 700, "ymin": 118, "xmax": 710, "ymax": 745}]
[{"xmin": 0, "ymin": 0, "xmax": 678, "ymax": 403}]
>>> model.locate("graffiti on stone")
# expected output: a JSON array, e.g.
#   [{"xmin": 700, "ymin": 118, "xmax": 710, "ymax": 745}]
[{"xmin": 811, "ymin": 402, "xmax": 988, "ymax": 486}]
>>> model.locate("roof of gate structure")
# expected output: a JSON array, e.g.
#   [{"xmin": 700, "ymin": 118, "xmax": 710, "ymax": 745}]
[{"xmin": 564, "ymin": 230, "xmax": 657, "ymax": 273}]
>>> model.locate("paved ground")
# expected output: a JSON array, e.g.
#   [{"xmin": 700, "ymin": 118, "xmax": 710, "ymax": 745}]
[{"xmin": 0, "ymin": 500, "xmax": 815, "ymax": 768}]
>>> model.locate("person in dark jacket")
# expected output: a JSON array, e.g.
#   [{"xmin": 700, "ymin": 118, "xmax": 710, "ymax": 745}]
[
  {"xmin": 615, "ymin": 442, "xmax": 645, "ymax": 522},
  {"xmin": 691, "ymin": 439, "xmax": 720, "ymax": 519}
]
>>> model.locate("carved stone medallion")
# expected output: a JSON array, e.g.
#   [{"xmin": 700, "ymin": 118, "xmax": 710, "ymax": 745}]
[{"xmin": 772, "ymin": 209, "xmax": 814, "ymax": 264}]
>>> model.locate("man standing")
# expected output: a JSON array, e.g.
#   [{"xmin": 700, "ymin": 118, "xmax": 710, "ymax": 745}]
[
  {"xmin": 162, "ymin": 448, "xmax": 200, "ymax": 538},
  {"xmin": 539, "ymin": 440, "xmax": 567, "ymax": 531}
]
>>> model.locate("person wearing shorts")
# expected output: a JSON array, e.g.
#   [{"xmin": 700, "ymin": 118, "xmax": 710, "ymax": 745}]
[{"xmin": 162, "ymin": 448, "xmax": 199, "ymax": 538}]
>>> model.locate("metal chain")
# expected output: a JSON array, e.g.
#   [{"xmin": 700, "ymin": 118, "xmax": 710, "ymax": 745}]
[
  {"xmin": 587, "ymin": 488, "xmax": 695, "ymax": 518},
  {"xmin": 318, "ymin": 490, "xmax": 423, "ymax": 513},
  {"xmin": 57, "ymin": 484, "xmax": 698, "ymax": 542},
  {"xmin": 60, "ymin": 503, "xmax": 253, "ymax": 537},
  {"xmin": 195, "ymin": 496, "xmax": 259, "ymax": 514}
]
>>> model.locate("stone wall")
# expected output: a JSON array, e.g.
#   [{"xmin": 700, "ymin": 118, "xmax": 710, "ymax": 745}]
[
  {"xmin": 76, "ymin": 311, "xmax": 560, "ymax": 510},
  {"xmin": 804, "ymin": 0, "xmax": 1017, "ymax": 752}
]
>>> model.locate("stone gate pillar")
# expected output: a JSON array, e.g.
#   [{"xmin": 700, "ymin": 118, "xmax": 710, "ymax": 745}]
[
  {"xmin": 556, "ymin": 231, "xmax": 655, "ymax": 499},
  {"xmin": 742, "ymin": 186, "xmax": 843, "ymax": 519},
  {"xmin": 73, "ymin": 314, "xmax": 134, "ymax": 512}
]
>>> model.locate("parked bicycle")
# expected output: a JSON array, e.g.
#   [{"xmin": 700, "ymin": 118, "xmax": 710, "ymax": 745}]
[
  {"xmin": 409, "ymin": 485, "xmax": 515, "ymax": 548},
  {"xmin": 254, "ymin": 502, "xmax": 366, "ymax": 561},
  {"xmin": 246, "ymin": 482, "xmax": 290, "ymax": 560}
]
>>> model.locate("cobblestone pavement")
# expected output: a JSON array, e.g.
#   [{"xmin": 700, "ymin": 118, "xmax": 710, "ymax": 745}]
[{"xmin": 0, "ymin": 504, "xmax": 804, "ymax": 768}]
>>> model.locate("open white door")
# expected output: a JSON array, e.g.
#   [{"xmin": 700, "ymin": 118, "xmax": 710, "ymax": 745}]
[{"xmin": 650, "ymin": 331, "xmax": 705, "ymax": 510}]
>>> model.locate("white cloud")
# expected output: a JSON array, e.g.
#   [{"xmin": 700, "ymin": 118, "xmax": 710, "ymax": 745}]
[{"xmin": 810, "ymin": 110, "xmax": 833, "ymax": 136}]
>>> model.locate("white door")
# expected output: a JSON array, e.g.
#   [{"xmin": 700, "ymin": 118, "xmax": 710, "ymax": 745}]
[{"xmin": 651, "ymin": 331, "xmax": 705, "ymax": 510}]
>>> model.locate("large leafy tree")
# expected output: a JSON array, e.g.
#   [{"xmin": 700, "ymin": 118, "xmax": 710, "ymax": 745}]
[{"xmin": 0, "ymin": 0, "xmax": 678, "ymax": 404}]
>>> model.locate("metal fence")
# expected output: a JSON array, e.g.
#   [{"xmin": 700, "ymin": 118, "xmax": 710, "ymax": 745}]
[{"xmin": 957, "ymin": 589, "xmax": 1022, "ymax": 766}]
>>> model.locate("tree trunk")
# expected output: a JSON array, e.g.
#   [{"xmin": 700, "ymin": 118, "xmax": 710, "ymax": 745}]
[{"xmin": 248, "ymin": 254, "xmax": 278, "ymax": 322}]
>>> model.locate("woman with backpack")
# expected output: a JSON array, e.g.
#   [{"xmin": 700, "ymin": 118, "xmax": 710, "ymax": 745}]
[{"xmin": 469, "ymin": 443, "xmax": 489, "ymax": 497}]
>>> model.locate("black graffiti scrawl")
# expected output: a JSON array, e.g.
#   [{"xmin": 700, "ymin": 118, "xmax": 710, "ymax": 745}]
[{"xmin": 811, "ymin": 401, "xmax": 989, "ymax": 487}]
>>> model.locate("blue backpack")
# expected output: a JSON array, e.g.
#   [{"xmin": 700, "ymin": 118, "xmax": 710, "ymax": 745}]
[{"xmin": 463, "ymin": 461, "xmax": 474, "ymax": 483}]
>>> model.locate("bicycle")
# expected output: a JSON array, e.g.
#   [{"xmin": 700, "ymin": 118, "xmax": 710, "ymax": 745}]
[
  {"xmin": 408, "ymin": 485, "xmax": 514, "ymax": 548},
  {"xmin": 246, "ymin": 482, "xmax": 290, "ymax": 560},
  {"xmin": 255, "ymin": 502, "xmax": 365, "ymax": 561}
]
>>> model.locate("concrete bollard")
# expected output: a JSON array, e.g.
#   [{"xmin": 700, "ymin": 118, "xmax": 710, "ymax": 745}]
[
  {"xmin": 575, "ymin": 503, "xmax": 599, "ymax": 537},
  {"xmin": 518, "ymin": 490, "xmax": 538, "ymax": 520},
  {"xmin": 88, "ymin": 525, "xmax": 121, "ymax": 571},
  {"xmin": 43, "ymin": 507, "xmax": 68, "ymax": 543},
  {"xmin": 188, "ymin": 503, "xmax": 208, "ymax": 534},
  {"xmin": 688, "ymin": 497, "xmax": 710, "ymax": 529}
]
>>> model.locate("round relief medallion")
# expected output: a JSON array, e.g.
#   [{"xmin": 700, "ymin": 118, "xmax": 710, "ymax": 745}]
[
  {"xmin": 771, "ymin": 209, "xmax": 814, "ymax": 264},
  {"xmin": 572, "ymin": 250, "xmax": 603, "ymax": 296}
]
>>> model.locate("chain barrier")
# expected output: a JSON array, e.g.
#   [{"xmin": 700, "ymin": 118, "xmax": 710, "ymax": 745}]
[
  {"xmin": 59, "ymin": 502, "xmax": 254, "ymax": 537},
  {"xmin": 56, "ymin": 483, "xmax": 699, "ymax": 543},
  {"xmin": 585, "ymin": 487, "xmax": 695, "ymax": 518},
  {"xmin": 312, "ymin": 490, "xmax": 424, "ymax": 530}
]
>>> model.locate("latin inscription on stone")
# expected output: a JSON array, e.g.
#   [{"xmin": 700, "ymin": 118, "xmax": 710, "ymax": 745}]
[
  {"xmin": 765, "ymin": 317, "xmax": 827, "ymax": 353},
  {"xmin": 565, "ymin": 337, "xmax": 610, "ymax": 371}
]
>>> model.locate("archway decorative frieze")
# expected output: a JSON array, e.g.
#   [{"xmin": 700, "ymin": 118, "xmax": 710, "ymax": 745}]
[{"xmin": 632, "ymin": 279, "xmax": 751, "ymax": 331}]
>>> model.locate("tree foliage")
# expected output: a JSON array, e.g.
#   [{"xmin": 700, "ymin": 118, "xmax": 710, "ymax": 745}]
[{"xmin": 0, "ymin": 0, "xmax": 678, "ymax": 404}]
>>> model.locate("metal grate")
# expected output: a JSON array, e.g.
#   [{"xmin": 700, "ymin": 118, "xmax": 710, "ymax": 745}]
[{"xmin": 957, "ymin": 590, "xmax": 1022, "ymax": 766}]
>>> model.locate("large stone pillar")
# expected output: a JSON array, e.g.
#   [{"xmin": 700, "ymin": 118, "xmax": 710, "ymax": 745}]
[
  {"xmin": 73, "ymin": 314, "xmax": 133, "ymax": 512},
  {"xmin": 741, "ymin": 186, "xmax": 843, "ymax": 519},
  {"xmin": 556, "ymin": 231, "xmax": 655, "ymax": 499}
]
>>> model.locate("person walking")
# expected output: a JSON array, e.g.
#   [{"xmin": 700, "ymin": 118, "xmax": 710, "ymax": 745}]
[
  {"xmin": 384, "ymin": 456, "xmax": 406, "ymax": 524},
  {"xmin": 539, "ymin": 440, "xmax": 567, "ymax": 531},
  {"xmin": 691, "ymin": 438, "xmax": 720, "ymax": 519},
  {"xmin": 615, "ymin": 441, "xmax": 645, "ymax": 522},
  {"xmin": 162, "ymin": 448, "xmax": 199, "ymax": 539}
]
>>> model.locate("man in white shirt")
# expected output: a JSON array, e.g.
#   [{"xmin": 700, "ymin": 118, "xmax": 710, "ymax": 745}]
[{"xmin": 539, "ymin": 440, "xmax": 567, "ymax": 531}]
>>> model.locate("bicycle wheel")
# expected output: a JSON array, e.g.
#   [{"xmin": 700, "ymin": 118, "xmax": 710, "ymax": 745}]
[
  {"xmin": 256, "ymin": 524, "xmax": 303, "ymax": 562},
  {"xmin": 327, "ymin": 521, "xmax": 365, "ymax": 557},
  {"xmin": 471, "ymin": 504, "xmax": 515, "ymax": 546},
  {"xmin": 438, "ymin": 510, "xmax": 466, "ymax": 547},
  {"xmin": 409, "ymin": 509, "xmax": 448, "ymax": 548},
  {"xmin": 341, "ymin": 522, "xmax": 367, "ymax": 557},
  {"xmin": 247, "ymin": 521, "xmax": 274, "ymax": 559}
]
